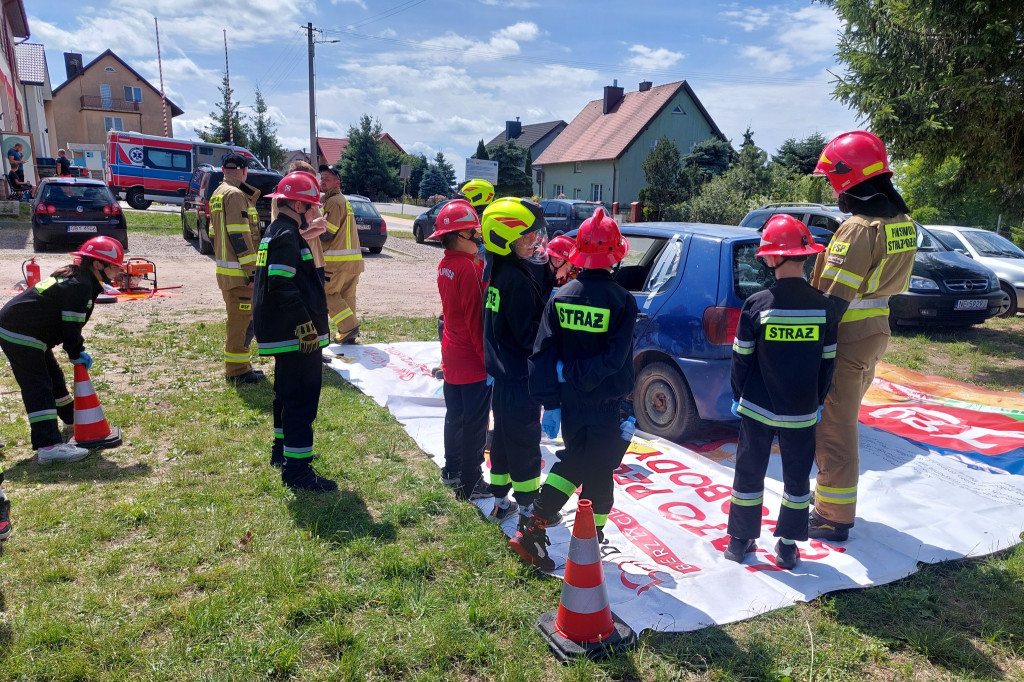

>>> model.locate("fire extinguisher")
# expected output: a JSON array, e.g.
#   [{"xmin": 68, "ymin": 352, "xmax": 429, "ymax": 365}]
[{"xmin": 22, "ymin": 257, "xmax": 41, "ymax": 288}]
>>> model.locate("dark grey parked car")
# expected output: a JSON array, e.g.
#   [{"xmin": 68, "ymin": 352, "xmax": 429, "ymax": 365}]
[
  {"xmin": 347, "ymin": 194, "xmax": 386, "ymax": 254},
  {"xmin": 32, "ymin": 177, "xmax": 127, "ymax": 252},
  {"xmin": 412, "ymin": 199, "xmax": 453, "ymax": 244}
]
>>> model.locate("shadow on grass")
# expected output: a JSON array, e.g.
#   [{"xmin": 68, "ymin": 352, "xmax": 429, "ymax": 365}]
[
  {"xmin": 831, "ymin": 552, "xmax": 1024, "ymax": 679},
  {"xmin": 3, "ymin": 451, "xmax": 152, "ymax": 484},
  {"xmin": 642, "ymin": 626, "xmax": 776, "ymax": 679},
  {"xmin": 287, "ymin": 488, "xmax": 397, "ymax": 547}
]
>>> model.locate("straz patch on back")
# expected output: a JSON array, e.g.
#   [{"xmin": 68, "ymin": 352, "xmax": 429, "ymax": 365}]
[
  {"xmin": 765, "ymin": 324, "xmax": 820, "ymax": 341},
  {"xmin": 885, "ymin": 222, "xmax": 916, "ymax": 254},
  {"xmin": 555, "ymin": 302, "xmax": 610, "ymax": 332}
]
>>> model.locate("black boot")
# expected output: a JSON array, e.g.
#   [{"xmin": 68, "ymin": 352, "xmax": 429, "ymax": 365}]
[
  {"xmin": 282, "ymin": 457, "xmax": 337, "ymax": 492},
  {"xmin": 808, "ymin": 510, "xmax": 852, "ymax": 542},
  {"xmin": 270, "ymin": 450, "xmax": 285, "ymax": 468},
  {"xmin": 723, "ymin": 537, "xmax": 756, "ymax": 563},
  {"xmin": 774, "ymin": 540, "xmax": 799, "ymax": 570}
]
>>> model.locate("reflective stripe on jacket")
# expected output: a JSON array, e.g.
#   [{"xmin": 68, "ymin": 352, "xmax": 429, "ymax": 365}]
[
  {"xmin": 210, "ymin": 177, "xmax": 261, "ymax": 290},
  {"xmin": 321, "ymin": 189, "xmax": 364, "ymax": 273}
]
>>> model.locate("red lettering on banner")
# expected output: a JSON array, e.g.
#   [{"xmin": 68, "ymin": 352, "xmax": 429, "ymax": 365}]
[
  {"xmin": 384, "ymin": 346, "xmax": 434, "ymax": 380},
  {"xmin": 612, "ymin": 463, "xmax": 653, "ymax": 486},
  {"xmin": 630, "ymin": 450, "xmax": 665, "ymax": 463},
  {"xmin": 680, "ymin": 521, "xmax": 728, "ymax": 537},
  {"xmin": 860, "ymin": 403, "xmax": 1024, "ymax": 455},
  {"xmin": 648, "ymin": 458, "xmax": 689, "ymax": 474},
  {"xmin": 696, "ymin": 484, "xmax": 732, "ymax": 503},
  {"xmin": 623, "ymin": 484, "xmax": 672, "ymax": 500},
  {"xmin": 658, "ymin": 501, "xmax": 705, "ymax": 523},
  {"xmin": 608, "ymin": 510, "xmax": 700, "ymax": 575},
  {"xmin": 668, "ymin": 471, "xmax": 714, "ymax": 488}
]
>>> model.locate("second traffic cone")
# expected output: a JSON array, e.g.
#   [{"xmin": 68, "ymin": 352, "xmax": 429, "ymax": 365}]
[
  {"xmin": 69, "ymin": 363, "xmax": 122, "ymax": 450},
  {"xmin": 536, "ymin": 499, "xmax": 636, "ymax": 661}
]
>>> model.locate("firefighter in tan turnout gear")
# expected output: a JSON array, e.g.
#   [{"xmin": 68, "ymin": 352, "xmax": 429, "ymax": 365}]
[
  {"xmin": 808, "ymin": 131, "xmax": 917, "ymax": 541},
  {"xmin": 318, "ymin": 165, "xmax": 363, "ymax": 343},
  {"xmin": 211, "ymin": 153, "xmax": 264, "ymax": 384}
]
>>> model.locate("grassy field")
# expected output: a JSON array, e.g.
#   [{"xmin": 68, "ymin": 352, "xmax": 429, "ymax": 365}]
[
  {"xmin": 0, "ymin": 313, "xmax": 1023, "ymax": 680},
  {"xmin": 123, "ymin": 209, "xmax": 182, "ymax": 235}
]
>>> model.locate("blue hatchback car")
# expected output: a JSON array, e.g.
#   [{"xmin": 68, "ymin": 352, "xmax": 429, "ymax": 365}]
[{"xmin": 600, "ymin": 222, "xmax": 824, "ymax": 441}]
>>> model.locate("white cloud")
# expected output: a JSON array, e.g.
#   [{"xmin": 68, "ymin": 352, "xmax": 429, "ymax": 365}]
[
  {"xmin": 494, "ymin": 22, "xmax": 540, "ymax": 42},
  {"xmin": 624, "ymin": 45, "xmax": 685, "ymax": 71},
  {"xmin": 739, "ymin": 46, "xmax": 792, "ymax": 74},
  {"xmin": 721, "ymin": 7, "xmax": 773, "ymax": 32},
  {"xmin": 332, "ymin": 0, "xmax": 366, "ymax": 8}
]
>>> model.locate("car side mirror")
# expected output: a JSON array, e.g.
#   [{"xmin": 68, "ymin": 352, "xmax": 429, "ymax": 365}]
[{"xmin": 956, "ymin": 248, "xmax": 971, "ymax": 258}]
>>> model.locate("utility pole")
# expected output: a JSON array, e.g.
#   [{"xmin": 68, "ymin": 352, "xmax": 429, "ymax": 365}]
[
  {"xmin": 304, "ymin": 23, "xmax": 339, "ymax": 170},
  {"xmin": 306, "ymin": 22, "xmax": 316, "ymax": 168}
]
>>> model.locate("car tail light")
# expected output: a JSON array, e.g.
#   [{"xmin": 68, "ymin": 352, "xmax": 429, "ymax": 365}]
[
  {"xmin": 380, "ymin": 220, "xmax": 387, "ymax": 233},
  {"xmin": 36, "ymin": 203, "xmax": 57, "ymax": 215},
  {"xmin": 703, "ymin": 306, "xmax": 742, "ymax": 345},
  {"xmin": 103, "ymin": 203, "xmax": 123, "ymax": 215}
]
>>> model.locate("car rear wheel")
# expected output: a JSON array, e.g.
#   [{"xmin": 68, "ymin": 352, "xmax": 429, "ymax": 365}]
[
  {"xmin": 125, "ymin": 187, "xmax": 152, "ymax": 211},
  {"xmin": 368, "ymin": 246, "xmax": 383, "ymax": 254},
  {"xmin": 998, "ymin": 283, "xmax": 1018, "ymax": 317},
  {"xmin": 414, "ymin": 223, "xmax": 425, "ymax": 244},
  {"xmin": 181, "ymin": 212, "xmax": 195, "ymax": 240},
  {"xmin": 31, "ymin": 234, "xmax": 46, "ymax": 253},
  {"xmin": 634, "ymin": 361, "xmax": 700, "ymax": 442}
]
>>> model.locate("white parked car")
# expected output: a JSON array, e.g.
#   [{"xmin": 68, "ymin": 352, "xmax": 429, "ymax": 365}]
[{"xmin": 926, "ymin": 225, "xmax": 1024, "ymax": 317}]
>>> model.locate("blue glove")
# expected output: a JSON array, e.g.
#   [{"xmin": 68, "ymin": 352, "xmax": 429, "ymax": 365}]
[
  {"xmin": 541, "ymin": 408, "xmax": 561, "ymax": 439},
  {"xmin": 556, "ymin": 360, "xmax": 565, "ymax": 383},
  {"xmin": 73, "ymin": 351, "xmax": 93, "ymax": 370},
  {"xmin": 816, "ymin": 406, "xmax": 824, "ymax": 424},
  {"xmin": 486, "ymin": 374, "xmax": 494, "ymax": 387},
  {"xmin": 731, "ymin": 400, "xmax": 741, "ymax": 418}
]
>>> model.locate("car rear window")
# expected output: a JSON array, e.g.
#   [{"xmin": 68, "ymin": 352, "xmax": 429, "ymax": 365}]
[
  {"xmin": 42, "ymin": 184, "xmax": 113, "ymax": 203},
  {"xmin": 739, "ymin": 211, "xmax": 770, "ymax": 229},
  {"xmin": 572, "ymin": 204, "xmax": 600, "ymax": 220},
  {"xmin": 350, "ymin": 200, "xmax": 380, "ymax": 218},
  {"xmin": 732, "ymin": 243, "xmax": 819, "ymax": 300}
]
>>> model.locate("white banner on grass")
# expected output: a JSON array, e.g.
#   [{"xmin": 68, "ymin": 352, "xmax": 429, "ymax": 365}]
[{"xmin": 323, "ymin": 342, "xmax": 1024, "ymax": 633}]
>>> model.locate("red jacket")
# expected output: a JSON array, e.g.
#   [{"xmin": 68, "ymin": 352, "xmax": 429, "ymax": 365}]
[{"xmin": 438, "ymin": 250, "xmax": 487, "ymax": 384}]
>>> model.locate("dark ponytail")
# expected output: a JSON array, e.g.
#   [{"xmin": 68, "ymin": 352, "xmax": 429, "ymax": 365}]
[{"xmin": 51, "ymin": 257, "xmax": 94, "ymax": 279}]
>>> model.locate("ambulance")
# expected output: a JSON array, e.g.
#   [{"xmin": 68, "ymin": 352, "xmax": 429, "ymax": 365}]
[{"xmin": 105, "ymin": 131, "xmax": 264, "ymax": 210}]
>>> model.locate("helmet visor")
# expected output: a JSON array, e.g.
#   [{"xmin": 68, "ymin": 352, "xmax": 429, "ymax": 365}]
[{"xmin": 522, "ymin": 231, "xmax": 549, "ymax": 265}]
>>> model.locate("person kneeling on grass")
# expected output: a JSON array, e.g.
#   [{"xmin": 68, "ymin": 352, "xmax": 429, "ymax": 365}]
[
  {"xmin": 724, "ymin": 215, "xmax": 840, "ymax": 570},
  {"xmin": 0, "ymin": 236, "xmax": 125, "ymax": 466}
]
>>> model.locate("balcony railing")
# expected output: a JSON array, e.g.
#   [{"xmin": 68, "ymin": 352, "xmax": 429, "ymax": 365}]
[{"xmin": 80, "ymin": 95, "xmax": 141, "ymax": 113}]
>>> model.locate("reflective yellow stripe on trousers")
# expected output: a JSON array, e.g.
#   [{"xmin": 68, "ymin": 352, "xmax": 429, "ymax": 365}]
[{"xmin": 841, "ymin": 295, "xmax": 890, "ymax": 323}]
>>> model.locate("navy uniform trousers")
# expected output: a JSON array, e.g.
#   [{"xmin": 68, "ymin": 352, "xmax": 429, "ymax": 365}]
[
  {"xmin": 727, "ymin": 416, "xmax": 816, "ymax": 541},
  {"xmin": 488, "ymin": 379, "xmax": 542, "ymax": 507},
  {"xmin": 271, "ymin": 350, "xmax": 323, "ymax": 461},
  {"xmin": 0, "ymin": 340, "xmax": 74, "ymax": 449}
]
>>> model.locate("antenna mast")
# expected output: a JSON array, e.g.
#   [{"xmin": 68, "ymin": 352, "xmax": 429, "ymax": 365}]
[
  {"xmin": 155, "ymin": 18, "xmax": 168, "ymax": 136},
  {"xmin": 224, "ymin": 29, "xmax": 233, "ymax": 144}
]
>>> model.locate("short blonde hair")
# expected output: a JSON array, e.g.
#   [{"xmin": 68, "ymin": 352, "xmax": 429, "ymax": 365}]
[{"xmin": 289, "ymin": 160, "xmax": 316, "ymax": 175}]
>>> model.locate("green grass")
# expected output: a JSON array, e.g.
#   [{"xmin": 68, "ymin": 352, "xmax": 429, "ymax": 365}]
[
  {"xmin": 381, "ymin": 211, "xmax": 421, "ymax": 221},
  {"xmin": 124, "ymin": 209, "xmax": 182, "ymax": 234},
  {"xmin": 1, "ymin": 314, "xmax": 1024, "ymax": 679}
]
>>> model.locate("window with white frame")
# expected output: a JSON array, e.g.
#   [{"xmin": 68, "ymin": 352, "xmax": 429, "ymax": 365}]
[
  {"xmin": 592, "ymin": 184, "xmax": 603, "ymax": 202},
  {"xmin": 104, "ymin": 116, "xmax": 124, "ymax": 132},
  {"xmin": 99, "ymin": 83, "xmax": 112, "ymax": 108},
  {"xmin": 553, "ymin": 183, "xmax": 564, "ymax": 198},
  {"xmin": 123, "ymin": 86, "xmax": 143, "ymax": 102},
  {"xmin": 574, "ymin": 188, "xmax": 582, "ymax": 199},
  {"xmin": 574, "ymin": 162, "xmax": 582, "ymax": 173}
]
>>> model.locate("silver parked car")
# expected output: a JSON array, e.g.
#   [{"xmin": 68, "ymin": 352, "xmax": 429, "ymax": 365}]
[{"xmin": 926, "ymin": 225, "xmax": 1024, "ymax": 317}]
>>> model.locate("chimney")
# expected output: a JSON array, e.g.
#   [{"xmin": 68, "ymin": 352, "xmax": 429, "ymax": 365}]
[
  {"xmin": 505, "ymin": 117, "xmax": 522, "ymax": 141},
  {"xmin": 64, "ymin": 52, "xmax": 83, "ymax": 81},
  {"xmin": 603, "ymin": 80, "xmax": 624, "ymax": 114},
  {"xmin": 639, "ymin": 80, "xmax": 653, "ymax": 92}
]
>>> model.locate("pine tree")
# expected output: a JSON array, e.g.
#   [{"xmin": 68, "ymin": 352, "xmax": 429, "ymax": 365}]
[
  {"xmin": 340, "ymin": 114, "xmax": 400, "ymax": 199},
  {"xmin": 195, "ymin": 73, "xmax": 251, "ymax": 149},
  {"xmin": 248, "ymin": 86, "xmax": 286, "ymax": 171},
  {"xmin": 433, "ymin": 151, "xmax": 456, "ymax": 194},
  {"xmin": 474, "ymin": 140, "xmax": 489, "ymax": 161}
]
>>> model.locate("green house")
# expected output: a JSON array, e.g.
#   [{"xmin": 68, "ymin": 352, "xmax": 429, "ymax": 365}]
[{"xmin": 534, "ymin": 80, "xmax": 726, "ymax": 207}]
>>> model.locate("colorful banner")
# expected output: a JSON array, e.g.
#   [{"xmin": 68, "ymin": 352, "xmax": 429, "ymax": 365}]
[{"xmin": 325, "ymin": 344, "xmax": 1024, "ymax": 633}]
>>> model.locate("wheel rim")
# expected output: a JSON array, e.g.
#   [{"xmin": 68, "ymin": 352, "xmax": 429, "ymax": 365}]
[
  {"xmin": 997, "ymin": 290, "xmax": 1012, "ymax": 317},
  {"xmin": 643, "ymin": 378, "xmax": 676, "ymax": 429}
]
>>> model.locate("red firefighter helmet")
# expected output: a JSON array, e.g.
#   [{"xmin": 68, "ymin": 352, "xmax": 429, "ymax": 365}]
[
  {"xmin": 267, "ymin": 171, "xmax": 322, "ymax": 206},
  {"xmin": 756, "ymin": 214, "xmax": 825, "ymax": 258},
  {"xmin": 429, "ymin": 199, "xmax": 480, "ymax": 239},
  {"xmin": 71, "ymin": 235, "xmax": 125, "ymax": 267},
  {"xmin": 568, "ymin": 208, "xmax": 629, "ymax": 269},
  {"xmin": 814, "ymin": 130, "xmax": 892, "ymax": 193},
  {"xmin": 546, "ymin": 234, "xmax": 575, "ymax": 261}
]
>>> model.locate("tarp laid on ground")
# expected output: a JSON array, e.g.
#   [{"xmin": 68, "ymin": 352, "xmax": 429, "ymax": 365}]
[{"xmin": 324, "ymin": 342, "xmax": 1024, "ymax": 633}]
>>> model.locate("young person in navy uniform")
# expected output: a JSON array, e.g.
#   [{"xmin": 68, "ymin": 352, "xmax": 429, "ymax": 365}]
[
  {"xmin": 724, "ymin": 215, "xmax": 840, "ymax": 569},
  {"xmin": 511, "ymin": 208, "xmax": 636, "ymax": 571},
  {"xmin": 254, "ymin": 172, "xmax": 334, "ymax": 492}
]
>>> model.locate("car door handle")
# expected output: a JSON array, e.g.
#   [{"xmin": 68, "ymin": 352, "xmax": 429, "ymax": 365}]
[{"xmin": 636, "ymin": 312, "xmax": 648, "ymax": 320}]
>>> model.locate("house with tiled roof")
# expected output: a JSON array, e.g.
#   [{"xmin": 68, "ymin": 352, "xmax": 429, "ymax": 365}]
[
  {"xmin": 313, "ymin": 133, "xmax": 406, "ymax": 167},
  {"xmin": 534, "ymin": 80, "xmax": 726, "ymax": 207},
  {"xmin": 50, "ymin": 49, "xmax": 184, "ymax": 153},
  {"xmin": 15, "ymin": 42, "xmax": 55, "ymax": 158},
  {"xmin": 487, "ymin": 118, "xmax": 566, "ymax": 195}
]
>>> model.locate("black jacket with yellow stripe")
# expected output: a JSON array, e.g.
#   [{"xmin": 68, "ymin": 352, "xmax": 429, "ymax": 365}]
[
  {"xmin": 731, "ymin": 277, "xmax": 841, "ymax": 429},
  {"xmin": 529, "ymin": 269, "xmax": 637, "ymax": 410},
  {"xmin": 483, "ymin": 254, "xmax": 546, "ymax": 383},
  {"xmin": 0, "ymin": 271, "xmax": 101, "ymax": 360},
  {"xmin": 252, "ymin": 213, "xmax": 329, "ymax": 355}
]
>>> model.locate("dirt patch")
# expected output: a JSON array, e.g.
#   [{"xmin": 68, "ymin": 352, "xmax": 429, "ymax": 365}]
[{"xmin": 0, "ymin": 227, "xmax": 445, "ymax": 326}]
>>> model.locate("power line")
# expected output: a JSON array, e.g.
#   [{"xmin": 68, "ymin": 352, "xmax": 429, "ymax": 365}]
[
  {"xmin": 346, "ymin": 0, "xmax": 430, "ymax": 29},
  {"xmin": 319, "ymin": 28, "xmax": 830, "ymax": 88}
]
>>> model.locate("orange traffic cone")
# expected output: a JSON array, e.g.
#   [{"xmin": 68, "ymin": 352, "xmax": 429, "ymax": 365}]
[
  {"xmin": 69, "ymin": 363, "xmax": 123, "ymax": 450},
  {"xmin": 536, "ymin": 499, "xmax": 636, "ymax": 661}
]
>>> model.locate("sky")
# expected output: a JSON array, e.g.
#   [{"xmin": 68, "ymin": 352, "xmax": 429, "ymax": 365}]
[{"xmin": 28, "ymin": 0, "xmax": 862, "ymax": 180}]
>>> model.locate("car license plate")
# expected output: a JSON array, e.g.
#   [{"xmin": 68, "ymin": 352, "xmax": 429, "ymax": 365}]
[
  {"xmin": 67, "ymin": 225, "xmax": 97, "ymax": 233},
  {"xmin": 954, "ymin": 299, "xmax": 987, "ymax": 310},
  {"xmin": 357, "ymin": 224, "xmax": 372, "ymax": 230}
]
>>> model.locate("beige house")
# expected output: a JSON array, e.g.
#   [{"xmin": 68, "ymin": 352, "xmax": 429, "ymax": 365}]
[{"xmin": 49, "ymin": 49, "xmax": 183, "ymax": 156}]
